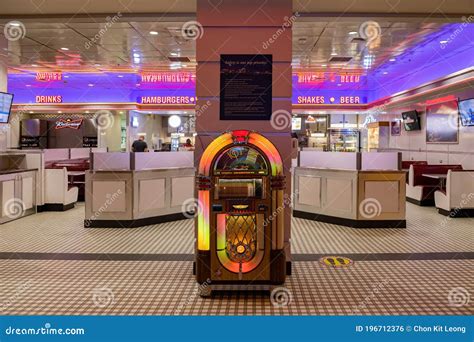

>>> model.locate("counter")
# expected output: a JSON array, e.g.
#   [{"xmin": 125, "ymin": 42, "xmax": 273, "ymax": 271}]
[
  {"xmin": 293, "ymin": 166, "xmax": 406, "ymax": 228},
  {"xmin": 84, "ymin": 167, "xmax": 195, "ymax": 228},
  {"xmin": 0, "ymin": 168, "xmax": 37, "ymax": 224}
]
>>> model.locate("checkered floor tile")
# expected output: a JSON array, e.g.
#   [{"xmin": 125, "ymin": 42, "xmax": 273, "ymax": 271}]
[
  {"xmin": 0, "ymin": 203, "xmax": 472, "ymax": 254},
  {"xmin": 0, "ymin": 259, "xmax": 471, "ymax": 316}
]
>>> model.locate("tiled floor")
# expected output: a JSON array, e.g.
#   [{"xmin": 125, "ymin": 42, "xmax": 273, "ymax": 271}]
[
  {"xmin": 0, "ymin": 203, "xmax": 472, "ymax": 254},
  {"xmin": 0, "ymin": 203, "xmax": 472, "ymax": 315}
]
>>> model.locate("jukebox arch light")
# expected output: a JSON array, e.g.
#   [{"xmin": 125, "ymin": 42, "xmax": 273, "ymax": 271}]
[{"xmin": 196, "ymin": 130, "xmax": 284, "ymax": 254}]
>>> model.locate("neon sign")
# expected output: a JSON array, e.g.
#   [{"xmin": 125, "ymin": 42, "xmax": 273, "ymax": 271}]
[
  {"xmin": 141, "ymin": 73, "xmax": 194, "ymax": 83},
  {"xmin": 36, "ymin": 95, "xmax": 63, "ymax": 103},
  {"xmin": 36, "ymin": 72, "xmax": 62, "ymax": 81},
  {"xmin": 55, "ymin": 118, "xmax": 83, "ymax": 130},
  {"xmin": 296, "ymin": 72, "xmax": 362, "ymax": 84},
  {"xmin": 296, "ymin": 96, "xmax": 362, "ymax": 104},
  {"xmin": 140, "ymin": 96, "xmax": 195, "ymax": 104}
]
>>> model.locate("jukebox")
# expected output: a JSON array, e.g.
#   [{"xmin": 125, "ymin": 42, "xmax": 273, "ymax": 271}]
[{"xmin": 195, "ymin": 130, "xmax": 287, "ymax": 294}]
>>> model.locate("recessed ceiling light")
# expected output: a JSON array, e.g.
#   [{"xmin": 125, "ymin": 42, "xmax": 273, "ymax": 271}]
[
  {"xmin": 26, "ymin": 84, "xmax": 31, "ymax": 87},
  {"xmin": 389, "ymin": 58, "xmax": 396, "ymax": 62},
  {"xmin": 348, "ymin": 31, "xmax": 358, "ymax": 35},
  {"xmin": 31, "ymin": 64, "xmax": 38, "ymax": 67},
  {"xmin": 330, "ymin": 52, "xmax": 338, "ymax": 56},
  {"xmin": 117, "ymin": 75, "xmax": 123, "ymax": 78},
  {"xmin": 383, "ymin": 71, "xmax": 388, "ymax": 74},
  {"xmin": 439, "ymin": 40, "xmax": 448, "ymax": 44},
  {"xmin": 337, "ymin": 83, "xmax": 342, "ymax": 86},
  {"xmin": 64, "ymin": 75, "xmax": 69, "ymax": 78},
  {"xmin": 60, "ymin": 47, "xmax": 69, "ymax": 51},
  {"xmin": 29, "ymin": 111, "xmax": 34, "ymax": 113},
  {"xmin": 88, "ymin": 83, "xmax": 94, "ymax": 87},
  {"xmin": 170, "ymin": 52, "xmax": 179, "ymax": 56},
  {"xmin": 85, "ymin": 111, "xmax": 90, "ymax": 113},
  {"xmin": 321, "ymin": 64, "xmax": 327, "ymax": 67},
  {"xmin": 58, "ymin": 111, "xmax": 62, "ymax": 113},
  {"xmin": 136, "ymin": 83, "xmax": 141, "ymax": 86},
  {"xmin": 149, "ymin": 31, "xmax": 159, "ymax": 35},
  {"xmin": 94, "ymin": 63, "xmax": 101, "ymax": 67}
]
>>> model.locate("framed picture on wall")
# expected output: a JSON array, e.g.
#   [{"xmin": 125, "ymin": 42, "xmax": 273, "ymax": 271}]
[
  {"xmin": 390, "ymin": 120, "xmax": 401, "ymax": 136},
  {"xmin": 426, "ymin": 100, "xmax": 459, "ymax": 144}
]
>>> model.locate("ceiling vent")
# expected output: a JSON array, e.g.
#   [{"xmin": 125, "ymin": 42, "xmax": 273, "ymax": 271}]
[
  {"xmin": 351, "ymin": 37, "xmax": 366, "ymax": 43},
  {"xmin": 168, "ymin": 56, "xmax": 191, "ymax": 62},
  {"xmin": 329, "ymin": 56, "xmax": 353, "ymax": 63}
]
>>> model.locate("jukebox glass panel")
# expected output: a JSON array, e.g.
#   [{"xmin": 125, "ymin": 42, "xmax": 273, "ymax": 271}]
[
  {"xmin": 213, "ymin": 146, "xmax": 268, "ymax": 175},
  {"xmin": 215, "ymin": 178, "xmax": 263, "ymax": 198}
]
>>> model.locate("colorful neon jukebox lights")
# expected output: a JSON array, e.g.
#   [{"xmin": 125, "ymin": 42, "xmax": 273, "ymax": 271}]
[{"xmin": 196, "ymin": 130, "xmax": 287, "ymax": 294}]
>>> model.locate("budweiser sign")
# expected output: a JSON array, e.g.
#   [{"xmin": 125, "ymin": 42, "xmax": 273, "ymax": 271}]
[{"xmin": 55, "ymin": 118, "xmax": 83, "ymax": 130}]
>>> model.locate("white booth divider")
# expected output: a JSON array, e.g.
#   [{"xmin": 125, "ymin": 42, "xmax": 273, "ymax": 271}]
[
  {"xmin": 299, "ymin": 151, "xmax": 358, "ymax": 170},
  {"xmin": 134, "ymin": 151, "xmax": 194, "ymax": 170},
  {"xmin": 70, "ymin": 148, "xmax": 91, "ymax": 159},
  {"xmin": 44, "ymin": 148, "xmax": 69, "ymax": 162},
  {"xmin": 92, "ymin": 152, "xmax": 131, "ymax": 171},
  {"xmin": 361, "ymin": 152, "xmax": 400, "ymax": 171}
]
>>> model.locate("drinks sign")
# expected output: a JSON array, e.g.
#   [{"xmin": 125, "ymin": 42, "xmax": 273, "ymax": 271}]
[
  {"xmin": 36, "ymin": 95, "xmax": 63, "ymax": 103},
  {"xmin": 141, "ymin": 73, "xmax": 194, "ymax": 83},
  {"xmin": 36, "ymin": 72, "xmax": 62, "ymax": 82}
]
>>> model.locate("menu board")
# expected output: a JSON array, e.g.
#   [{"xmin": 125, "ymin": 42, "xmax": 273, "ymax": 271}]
[
  {"xmin": 0, "ymin": 92, "xmax": 14, "ymax": 123},
  {"xmin": 220, "ymin": 54, "xmax": 272, "ymax": 120}
]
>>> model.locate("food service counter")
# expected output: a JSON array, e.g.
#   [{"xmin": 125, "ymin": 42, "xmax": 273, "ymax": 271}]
[
  {"xmin": 0, "ymin": 168, "xmax": 37, "ymax": 224},
  {"xmin": 293, "ymin": 167, "xmax": 406, "ymax": 228},
  {"xmin": 84, "ymin": 167, "xmax": 195, "ymax": 228}
]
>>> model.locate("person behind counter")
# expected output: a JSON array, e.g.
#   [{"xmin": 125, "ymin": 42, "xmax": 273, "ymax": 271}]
[
  {"xmin": 184, "ymin": 138, "xmax": 193, "ymax": 148},
  {"xmin": 132, "ymin": 135, "xmax": 149, "ymax": 152}
]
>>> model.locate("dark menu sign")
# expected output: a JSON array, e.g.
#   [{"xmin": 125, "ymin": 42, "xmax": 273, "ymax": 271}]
[
  {"xmin": 20, "ymin": 136, "xmax": 40, "ymax": 148},
  {"xmin": 220, "ymin": 54, "xmax": 272, "ymax": 120},
  {"xmin": 83, "ymin": 136, "xmax": 98, "ymax": 148}
]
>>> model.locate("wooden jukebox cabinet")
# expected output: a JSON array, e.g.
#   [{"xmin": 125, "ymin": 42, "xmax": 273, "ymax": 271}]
[{"xmin": 195, "ymin": 130, "xmax": 287, "ymax": 295}]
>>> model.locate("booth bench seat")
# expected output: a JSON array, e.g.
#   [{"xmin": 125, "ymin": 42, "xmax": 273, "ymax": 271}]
[
  {"xmin": 45, "ymin": 158, "xmax": 89, "ymax": 201},
  {"xmin": 43, "ymin": 167, "xmax": 79, "ymax": 211},
  {"xmin": 406, "ymin": 164, "xmax": 463, "ymax": 206},
  {"xmin": 402, "ymin": 161, "xmax": 427, "ymax": 182},
  {"xmin": 434, "ymin": 170, "xmax": 474, "ymax": 217}
]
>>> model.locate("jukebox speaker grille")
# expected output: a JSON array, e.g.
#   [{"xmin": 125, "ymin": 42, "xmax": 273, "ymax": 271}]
[{"xmin": 225, "ymin": 214, "xmax": 257, "ymax": 263}]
